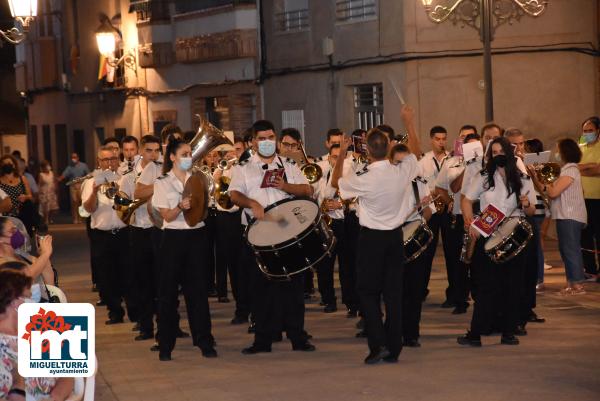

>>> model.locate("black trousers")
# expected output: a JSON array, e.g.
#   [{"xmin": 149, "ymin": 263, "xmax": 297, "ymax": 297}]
[
  {"xmin": 447, "ymin": 214, "xmax": 470, "ymax": 305},
  {"xmin": 356, "ymin": 226, "xmax": 404, "ymax": 358},
  {"xmin": 423, "ymin": 211, "xmax": 454, "ymax": 300},
  {"xmin": 204, "ymin": 209, "xmax": 217, "ymax": 291},
  {"xmin": 85, "ymin": 217, "xmax": 98, "ymax": 286},
  {"xmin": 93, "ymin": 228, "xmax": 136, "ymax": 321},
  {"xmin": 402, "ymin": 226, "xmax": 429, "ymax": 341},
  {"xmin": 315, "ymin": 218, "xmax": 345, "ymax": 306},
  {"xmin": 215, "ymin": 210, "xmax": 243, "ymax": 302},
  {"xmin": 158, "ymin": 228, "xmax": 213, "ymax": 353},
  {"xmin": 520, "ymin": 216, "xmax": 541, "ymax": 325},
  {"xmin": 469, "ymin": 237, "xmax": 525, "ymax": 337},
  {"xmin": 131, "ymin": 226, "xmax": 160, "ymax": 335},
  {"xmin": 582, "ymin": 199, "xmax": 599, "ymax": 275},
  {"xmin": 342, "ymin": 211, "xmax": 361, "ymax": 311}
]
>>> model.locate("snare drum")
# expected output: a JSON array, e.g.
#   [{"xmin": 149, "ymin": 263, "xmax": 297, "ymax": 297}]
[
  {"xmin": 484, "ymin": 217, "xmax": 533, "ymax": 264},
  {"xmin": 245, "ymin": 198, "xmax": 336, "ymax": 280},
  {"xmin": 402, "ymin": 219, "xmax": 434, "ymax": 263}
]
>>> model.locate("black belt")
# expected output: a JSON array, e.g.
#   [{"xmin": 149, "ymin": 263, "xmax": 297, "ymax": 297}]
[{"xmin": 99, "ymin": 227, "xmax": 125, "ymax": 235}]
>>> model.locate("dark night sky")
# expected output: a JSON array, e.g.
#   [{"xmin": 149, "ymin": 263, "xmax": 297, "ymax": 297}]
[{"xmin": 0, "ymin": 1, "xmax": 17, "ymax": 68}]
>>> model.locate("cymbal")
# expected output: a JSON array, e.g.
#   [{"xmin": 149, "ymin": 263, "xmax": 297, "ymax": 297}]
[{"xmin": 182, "ymin": 173, "xmax": 208, "ymax": 226}]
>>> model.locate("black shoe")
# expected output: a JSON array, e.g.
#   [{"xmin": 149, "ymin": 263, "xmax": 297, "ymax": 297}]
[
  {"xmin": 159, "ymin": 352, "xmax": 171, "ymax": 361},
  {"xmin": 515, "ymin": 325, "xmax": 528, "ymax": 336},
  {"xmin": 207, "ymin": 288, "xmax": 218, "ymax": 298},
  {"xmin": 200, "ymin": 346, "xmax": 218, "ymax": 358},
  {"xmin": 241, "ymin": 345, "xmax": 271, "ymax": 355},
  {"xmin": 218, "ymin": 297, "xmax": 230, "ymax": 303},
  {"xmin": 364, "ymin": 347, "xmax": 390, "ymax": 365},
  {"xmin": 403, "ymin": 338, "xmax": 421, "ymax": 347},
  {"xmin": 247, "ymin": 322, "xmax": 256, "ymax": 333},
  {"xmin": 105, "ymin": 317, "xmax": 124, "ymax": 325},
  {"xmin": 501, "ymin": 335, "xmax": 520, "ymax": 345},
  {"xmin": 230, "ymin": 316, "xmax": 248, "ymax": 325},
  {"xmin": 527, "ymin": 312, "xmax": 546, "ymax": 323},
  {"xmin": 135, "ymin": 332, "xmax": 154, "ymax": 341},
  {"xmin": 383, "ymin": 354, "xmax": 399, "ymax": 363},
  {"xmin": 131, "ymin": 323, "xmax": 140, "ymax": 332},
  {"xmin": 346, "ymin": 309, "xmax": 358, "ymax": 318},
  {"xmin": 319, "ymin": 300, "xmax": 326, "ymax": 306},
  {"xmin": 292, "ymin": 341, "xmax": 316, "ymax": 352},
  {"xmin": 441, "ymin": 300, "xmax": 455, "ymax": 308},
  {"xmin": 355, "ymin": 330, "xmax": 368, "ymax": 338},
  {"xmin": 457, "ymin": 332, "xmax": 482, "ymax": 347},
  {"xmin": 176, "ymin": 329, "xmax": 190, "ymax": 338},
  {"xmin": 356, "ymin": 318, "xmax": 365, "ymax": 330},
  {"xmin": 150, "ymin": 343, "xmax": 159, "ymax": 352},
  {"xmin": 96, "ymin": 299, "xmax": 106, "ymax": 307},
  {"xmin": 324, "ymin": 304, "xmax": 337, "ymax": 313},
  {"xmin": 272, "ymin": 332, "xmax": 283, "ymax": 342}
]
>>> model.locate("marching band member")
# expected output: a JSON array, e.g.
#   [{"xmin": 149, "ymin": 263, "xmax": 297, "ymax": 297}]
[
  {"xmin": 118, "ymin": 136, "xmax": 141, "ymax": 175},
  {"xmin": 391, "ymin": 144, "xmax": 435, "ymax": 348},
  {"xmin": 417, "ymin": 126, "xmax": 452, "ymax": 304},
  {"xmin": 229, "ymin": 120, "xmax": 316, "ymax": 354},
  {"xmin": 119, "ymin": 135, "xmax": 161, "ymax": 341},
  {"xmin": 458, "ymin": 137, "xmax": 536, "ymax": 347},
  {"xmin": 332, "ymin": 122, "xmax": 420, "ymax": 365},
  {"xmin": 81, "ymin": 146, "xmax": 131, "ymax": 325},
  {"xmin": 434, "ymin": 129, "xmax": 479, "ymax": 315},
  {"xmin": 152, "ymin": 138, "xmax": 216, "ymax": 361}
]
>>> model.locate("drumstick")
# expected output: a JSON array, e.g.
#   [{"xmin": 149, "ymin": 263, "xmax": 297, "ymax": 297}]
[{"xmin": 388, "ymin": 77, "xmax": 406, "ymax": 105}]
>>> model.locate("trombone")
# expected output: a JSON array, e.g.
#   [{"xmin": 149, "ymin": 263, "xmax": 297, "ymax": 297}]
[{"xmin": 298, "ymin": 142, "xmax": 323, "ymax": 184}]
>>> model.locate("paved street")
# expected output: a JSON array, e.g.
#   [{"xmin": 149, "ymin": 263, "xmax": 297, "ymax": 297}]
[{"xmin": 51, "ymin": 223, "xmax": 600, "ymax": 401}]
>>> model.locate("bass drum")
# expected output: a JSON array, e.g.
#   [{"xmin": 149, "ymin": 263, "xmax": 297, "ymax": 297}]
[
  {"xmin": 484, "ymin": 217, "xmax": 533, "ymax": 264},
  {"xmin": 245, "ymin": 198, "xmax": 336, "ymax": 280},
  {"xmin": 402, "ymin": 219, "xmax": 433, "ymax": 263}
]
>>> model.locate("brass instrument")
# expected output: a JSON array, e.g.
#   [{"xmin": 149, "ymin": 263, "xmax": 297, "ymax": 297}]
[
  {"xmin": 298, "ymin": 142, "xmax": 323, "ymax": 184},
  {"xmin": 534, "ymin": 162, "xmax": 560, "ymax": 184},
  {"xmin": 113, "ymin": 191, "xmax": 146, "ymax": 224},
  {"xmin": 99, "ymin": 180, "xmax": 119, "ymax": 199},
  {"xmin": 213, "ymin": 154, "xmax": 238, "ymax": 210},
  {"xmin": 66, "ymin": 173, "xmax": 93, "ymax": 186},
  {"xmin": 394, "ymin": 132, "xmax": 409, "ymax": 144}
]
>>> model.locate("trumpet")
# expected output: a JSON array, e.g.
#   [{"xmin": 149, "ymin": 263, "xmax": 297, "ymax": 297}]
[
  {"xmin": 66, "ymin": 173, "xmax": 93, "ymax": 186},
  {"xmin": 299, "ymin": 142, "xmax": 323, "ymax": 184},
  {"xmin": 218, "ymin": 157, "xmax": 237, "ymax": 171}
]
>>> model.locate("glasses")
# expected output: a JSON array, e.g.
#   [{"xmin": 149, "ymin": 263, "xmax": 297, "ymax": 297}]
[
  {"xmin": 99, "ymin": 157, "xmax": 119, "ymax": 162},
  {"xmin": 280, "ymin": 142, "xmax": 300, "ymax": 150}
]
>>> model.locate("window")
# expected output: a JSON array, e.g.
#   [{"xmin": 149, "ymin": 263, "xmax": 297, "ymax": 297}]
[
  {"xmin": 282, "ymin": 110, "xmax": 305, "ymax": 142},
  {"xmin": 353, "ymin": 83, "xmax": 383, "ymax": 130},
  {"xmin": 42, "ymin": 125, "xmax": 51, "ymax": 162},
  {"xmin": 336, "ymin": 0, "xmax": 377, "ymax": 23},
  {"xmin": 276, "ymin": 0, "xmax": 310, "ymax": 32}
]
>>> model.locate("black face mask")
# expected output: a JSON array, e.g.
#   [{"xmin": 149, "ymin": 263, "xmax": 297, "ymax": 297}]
[
  {"xmin": 1, "ymin": 164, "xmax": 14, "ymax": 175},
  {"xmin": 492, "ymin": 155, "xmax": 508, "ymax": 168}
]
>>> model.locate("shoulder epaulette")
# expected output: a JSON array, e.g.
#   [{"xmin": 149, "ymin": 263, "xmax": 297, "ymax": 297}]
[
  {"xmin": 153, "ymin": 160, "xmax": 163, "ymax": 165},
  {"xmin": 157, "ymin": 174, "xmax": 168, "ymax": 180},
  {"xmin": 238, "ymin": 158, "xmax": 250, "ymax": 166},
  {"xmin": 122, "ymin": 168, "xmax": 135, "ymax": 176},
  {"xmin": 314, "ymin": 156, "xmax": 324, "ymax": 162},
  {"xmin": 466, "ymin": 157, "xmax": 478, "ymax": 166},
  {"xmin": 285, "ymin": 157, "xmax": 297, "ymax": 165},
  {"xmin": 356, "ymin": 165, "xmax": 369, "ymax": 176},
  {"xmin": 415, "ymin": 176, "xmax": 427, "ymax": 184}
]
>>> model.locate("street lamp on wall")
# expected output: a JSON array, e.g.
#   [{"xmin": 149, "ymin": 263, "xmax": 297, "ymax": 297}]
[
  {"xmin": 419, "ymin": 0, "xmax": 548, "ymax": 121},
  {"xmin": 94, "ymin": 16, "xmax": 137, "ymax": 74},
  {"xmin": 1, "ymin": 0, "xmax": 38, "ymax": 44}
]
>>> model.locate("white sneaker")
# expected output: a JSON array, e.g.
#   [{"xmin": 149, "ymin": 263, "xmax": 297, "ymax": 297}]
[{"xmin": 544, "ymin": 263, "xmax": 552, "ymax": 270}]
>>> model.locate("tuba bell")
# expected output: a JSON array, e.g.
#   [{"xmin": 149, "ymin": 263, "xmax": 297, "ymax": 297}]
[
  {"xmin": 534, "ymin": 162, "xmax": 561, "ymax": 184},
  {"xmin": 113, "ymin": 191, "xmax": 146, "ymax": 225}
]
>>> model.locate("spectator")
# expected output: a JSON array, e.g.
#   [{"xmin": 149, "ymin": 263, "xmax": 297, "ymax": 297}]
[
  {"xmin": 37, "ymin": 161, "xmax": 59, "ymax": 225},
  {"xmin": 57, "ymin": 153, "xmax": 90, "ymax": 224},
  {"xmin": 0, "ymin": 155, "xmax": 37, "ymax": 236},
  {"xmin": 532, "ymin": 138, "xmax": 587, "ymax": 295}
]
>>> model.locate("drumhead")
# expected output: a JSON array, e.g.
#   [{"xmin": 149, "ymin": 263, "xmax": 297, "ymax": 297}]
[
  {"xmin": 247, "ymin": 198, "xmax": 320, "ymax": 247},
  {"xmin": 402, "ymin": 220, "xmax": 421, "ymax": 239},
  {"xmin": 485, "ymin": 217, "xmax": 521, "ymax": 249}
]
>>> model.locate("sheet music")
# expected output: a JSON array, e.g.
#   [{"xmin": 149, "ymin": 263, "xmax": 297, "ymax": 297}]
[
  {"xmin": 462, "ymin": 141, "xmax": 484, "ymax": 161},
  {"xmin": 523, "ymin": 151, "xmax": 551, "ymax": 166}
]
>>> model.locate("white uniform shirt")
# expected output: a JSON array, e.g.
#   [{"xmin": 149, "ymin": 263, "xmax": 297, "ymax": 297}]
[
  {"xmin": 81, "ymin": 173, "xmax": 126, "ymax": 231},
  {"xmin": 138, "ymin": 160, "xmax": 163, "ymax": 186},
  {"xmin": 338, "ymin": 154, "xmax": 419, "ymax": 230},
  {"xmin": 213, "ymin": 167, "xmax": 240, "ymax": 213},
  {"xmin": 315, "ymin": 161, "xmax": 353, "ymax": 221},
  {"xmin": 229, "ymin": 153, "xmax": 308, "ymax": 225},
  {"xmin": 460, "ymin": 156, "xmax": 484, "ymax": 196},
  {"xmin": 118, "ymin": 155, "xmax": 142, "ymax": 176},
  {"xmin": 465, "ymin": 170, "xmax": 536, "ymax": 218},
  {"xmin": 418, "ymin": 150, "xmax": 450, "ymax": 192},
  {"xmin": 119, "ymin": 161, "xmax": 153, "ymax": 228},
  {"xmin": 405, "ymin": 177, "xmax": 436, "ymax": 223},
  {"xmin": 435, "ymin": 156, "xmax": 465, "ymax": 215},
  {"xmin": 152, "ymin": 171, "xmax": 205, "ymax": 230}
]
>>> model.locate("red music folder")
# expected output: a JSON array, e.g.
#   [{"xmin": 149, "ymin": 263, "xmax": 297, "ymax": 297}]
[
  {"xmin": 261, "ymin": 168, "xmax": 286, "ymax": 188},
  {"xmin": 471, "ymin": 203, "xmax": 506, "ymax": 237}
]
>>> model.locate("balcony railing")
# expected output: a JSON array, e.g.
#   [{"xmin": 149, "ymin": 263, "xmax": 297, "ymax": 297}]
[
  {"xmin": 336, "ymin": 0, "xmax": 377, "ymax": 23},
  {"xmin": 174, "ymin": 0, "xmax": 255, "ymax": 15},
  {"xmin": 275, "ymin": 9, "xmax": 310, "ymax": 32},
  {"xmin": 175, "ymin": 29, "xmax": 257, "ymax": 64}
]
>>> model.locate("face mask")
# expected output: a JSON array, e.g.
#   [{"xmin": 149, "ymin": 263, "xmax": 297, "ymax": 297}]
[
  {"xmin": 582, "ymin": 132, "xmax": 598, "ymax": 144},
  {"xmin": 10, "ymin": 230, "xmax": 25, "ymax": 250},
  {"xmin": 30, "ymin": 284, "xmax": 42, "ymax": 303},
  {"xmin": 1, "ymin": 164, "xmax": 14, "ymax": 175},
  {"xmin": 178, "ymin": 157, "xmax": 192, "ymax": 172},
  {"xmin": 492, "ymin": 155, "xmax": 507, "ymax": 168},
  {"xmin": 258, "ymin": 140, "xmax": 277, "ymax": 157},
  {"xmin": 71, "ymin": 159, "xmax": 78, "ymax": 165},
  {"xmin": 554, "ymin": 152, "xmax": 561, "ymax": 163}
]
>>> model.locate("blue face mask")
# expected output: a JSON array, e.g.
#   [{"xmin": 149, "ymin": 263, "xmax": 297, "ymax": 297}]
[
  {"xmin": 582, "ymin": 132, "xmax": 598, "ymax": 144},
  {"xmin": 30, "ymin": 284, "xmax": 42, "ymax": 303},
  {"xmin": 178, "ymin": 157, "xmax": 192, "ymax": 171},
  {"xmin": 258, "ymin": 140, "xmax": 277, "ymax": 157}
]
